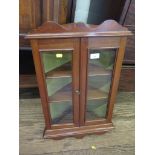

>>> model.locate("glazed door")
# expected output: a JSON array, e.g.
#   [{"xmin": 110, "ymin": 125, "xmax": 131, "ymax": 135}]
[
  {"xmin": 80, "ymin": 37, "xmax": 121, "ymax": 125},
  {"xmin": 39, "ymin": 38, "xmax": 80, "ymax": 128}
]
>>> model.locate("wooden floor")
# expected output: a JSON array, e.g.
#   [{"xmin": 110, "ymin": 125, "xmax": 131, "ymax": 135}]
[{"xmin": 19, "ymin": 92, "xmax": 135, "ymax": 155}]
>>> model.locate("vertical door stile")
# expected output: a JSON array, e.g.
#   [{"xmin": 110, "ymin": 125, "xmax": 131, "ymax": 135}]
[
  {"xmin": 83, "ymin": 36, "xmax": 122, "ymax": 125},
  {"xmin": 79, "ymin": 38, "xmax": 88, "ymax": 126},
  {"xmin": 40, "ymin": 38, "xmax": 81, "ymax": 127},
  {"xmin": 72, "ymin": 38, "xmax": 80, "ymax": 126}
]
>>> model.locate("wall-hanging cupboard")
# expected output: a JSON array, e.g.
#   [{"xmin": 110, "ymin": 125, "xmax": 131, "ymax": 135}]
[{"xmin": 26, "ymin": 20, "xmax": 131, "ymax": 139}]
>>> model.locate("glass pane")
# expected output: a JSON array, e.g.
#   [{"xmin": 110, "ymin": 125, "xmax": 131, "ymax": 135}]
[
  {"xmin": 50, "ymin": 101, "xmax": 73, "ymax": 124},
  {"xmin": 86, "ymin": 49, "xmax": 116, "ymax": 121},
  {"xmin": 86, "ymin": 99, "xmax": 108, "ymax": 120},
  {"xmin": 42, "ymin": 51, "xmax": 73, "ymax": 124}
]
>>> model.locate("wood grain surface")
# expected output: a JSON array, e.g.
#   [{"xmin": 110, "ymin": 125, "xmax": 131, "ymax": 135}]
[
  {"xmin": 20, "ymin": 92, "xmax": 134, "ymax": 155},
  {"xmin": 25, "ymin": 20, "xmax": 132, "ymax": 39}
]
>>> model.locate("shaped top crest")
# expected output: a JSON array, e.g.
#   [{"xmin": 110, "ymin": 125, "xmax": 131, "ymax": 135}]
[{"xmin": 26, "ymin": 20, "xmax": 132, "ymax": 39}]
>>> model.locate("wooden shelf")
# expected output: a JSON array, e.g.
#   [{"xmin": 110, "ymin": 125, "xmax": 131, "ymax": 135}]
[
  {"xmin": 48, "ymin": 84, "xmax": 108, "ymax": 103},
  {"xmin": 46, "ymin": 63, "xmax": 112, "ymax": 79},
  {"xmin": 19, "ymin": 67, "xmax": 133, "ymax": 92},
  {"xmin": 88, "ymin": 64, "xmax": 112, "ymax": 76},
  {"xmin": 48, "ymin": 84, "xmax": 72, "ymax": 102},
  {"xmin": 19, "ymin": 75, "xmax": 38, "ymax": 88},
  {"xmin": 46, "ymin": 70, "xmax": 71, "ymax": 78},
  {"xmin": 88, "ymin": 86, "xmax": 108, "ymax": 100},
  {"xmin": 45, "ymin": 62, "xmax": 72, "ymax": 79}
]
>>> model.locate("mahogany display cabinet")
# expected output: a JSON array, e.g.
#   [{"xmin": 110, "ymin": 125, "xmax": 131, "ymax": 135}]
[{"xmin": 26, "ymin": 20, "xmax": 131, "ymax": 139}]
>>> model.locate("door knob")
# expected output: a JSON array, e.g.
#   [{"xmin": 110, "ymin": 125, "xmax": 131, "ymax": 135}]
[{"xmin": 75, "ymin": 90, "xmax": 80, "ymax": 95}]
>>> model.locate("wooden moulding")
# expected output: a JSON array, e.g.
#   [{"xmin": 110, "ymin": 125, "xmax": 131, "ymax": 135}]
[
  {"xmin": 44, "ymin": 123, "xmax": 114, "ymax": 139},
  {"xmin": 25, "ymin": 20, "xmax": 132, "ymax": 39}
]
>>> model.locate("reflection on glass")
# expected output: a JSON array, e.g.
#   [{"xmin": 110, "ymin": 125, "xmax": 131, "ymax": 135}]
[
  {"xmin": 86, "ymin": 99, "xmax": 108, "ymax": 120},
  {"xmin": 50, "ymin": 101, "xmax": 73, "ymax": 124},
  {"xmin": 86, "ymin": 49, "xmax": 116, "ymax": 120},
  {"xmin": 42, "ymin": 51, "xmax": 73, "ymax": 124}
]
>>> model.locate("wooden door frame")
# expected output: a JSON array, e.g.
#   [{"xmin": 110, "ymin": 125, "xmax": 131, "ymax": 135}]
[
  {"xmin": 79, "ymin": 36, "xmax": 127, "ymax": 126},
  {"xmin": 27, "ymin": 20, "xmax": 131, "ymax": 139},
  {"xmin": 30, "ymin": 39, "xmax": 51, "ymax": 129},
  {"xmin": 31, "ymin": 38, "xmax": 80, "ymax": 129}
]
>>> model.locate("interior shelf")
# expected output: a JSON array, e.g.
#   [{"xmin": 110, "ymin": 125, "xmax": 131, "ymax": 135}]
[
  {"xmin": 87, "ymin": 86, "xmax": 108, "ymax": 100},
  {"xmin": 88, "ymin": 63, "xmax": 112, "ymax": 76},
  {"xmin": 46, "ymin": 70, "xmax": 72, "ymax": 78},
  {"xmin": 48, "ymin": 83, "xmax": 72, "ymax": 102},
  {"xmin": 45, "ymin": 62, "xmax": 72, "ymax": 78},
  {"xmin": 45, "ymin": 63, "xmax": 112, "ymax": 79},
  {"xmin": 48, "ymin": 84, "xmax": 108, "ymax": 103}
]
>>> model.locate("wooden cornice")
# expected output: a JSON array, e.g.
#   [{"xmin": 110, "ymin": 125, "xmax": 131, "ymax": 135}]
[{"xmin": 26, "ymin": 20, "xmax": 132, "ymax": 39}]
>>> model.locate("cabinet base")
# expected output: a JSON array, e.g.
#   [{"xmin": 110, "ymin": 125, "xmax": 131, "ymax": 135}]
[{"xmin": 44, "ymin": 123, "xmax": 114, "ymax": 139}]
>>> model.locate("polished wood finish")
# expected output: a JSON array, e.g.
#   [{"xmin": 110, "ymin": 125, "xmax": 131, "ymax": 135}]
[
  {"xmin": 79, "ymin": 38, "xmax": 88, "ymax": 126},
  {"xmin": 19, "ymin": 0, "xmax": 42, "ymax": 32},
  {"xmin": 20, "ymin": 0, "xmax": 72, "ymax": 48},
  {"xmin": 30, "ymin": 40, "xmax": 51, "ymax": 129},
  {"xmin": 19, "ymin": 0, "xmax": 42, "ymax": 47},
  {"xmin": 39, "ymin": 38, "xmax": 80, "ymax": 127},
  {"xmin": 19, "ymin": 0, "xmax": 134, "ymax": 92},
  {"xmin": 88, "ymin": 37, "xmax": 120, "ymax": 49},
  {"xmin": 26, "ymin": 20, "xmax": 132, "ymax": 39},
  {"xmin": 44, "ymin": 0, "xmax": 71, "ymax": 24},
  {"xmin": 27, "ymin": 20, "xmax": 131, "ymax": 139},
  {"xmin": 42, "ymin": 0, "xmax": 54, "ymax": 22},
  {"xmin": 58, "ymin": 0, "xmax": 72, "ymax": 24},
  {"xmin": 38, "ymin": 38, "xmax": 75, "ymax": 49},
  {"xmin": 44, "ymin": 123, "xmax": 113, "ymax": 139},
  {"xmin": 72, "ymin": 39, "xmax": 80, "ymax": 126}
]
